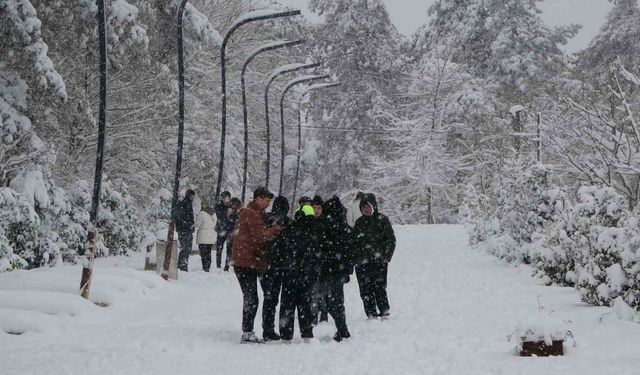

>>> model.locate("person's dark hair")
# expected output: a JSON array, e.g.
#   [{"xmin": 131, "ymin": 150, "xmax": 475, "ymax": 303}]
[
  {"xmin": 298, "ymin": 196, "xmax": 312, "ymax": 205},
  {"xmin": 185, "ymin": 189, "xmax": 196, "ymax": 198},
  {"xmin": 312, "ymin": 195, "xmax": 324, "ymax": 206},
  {"xmin": 356, "ymin": 191, "xmax": 365, "ymax": 200},
  {"xmin": 221, "ymin": 191, "xmax": 231, "ymax": 198},
  {"xmin": 230, "ymin": 197, "xmax": 242, "ymax": 207},
  {"xmin": 271, "ymin": 196, "xmax": 290, "ymax": 217},
  {"xmin": 253, "ymin": 186, "xmax": 274, "ymax": 200}
]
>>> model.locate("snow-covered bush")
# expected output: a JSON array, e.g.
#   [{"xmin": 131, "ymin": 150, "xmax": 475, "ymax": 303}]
[
  {"xmin": 96, "ymin": 180, "xmax": 144, "ymax": 256},
  {"xmin": 459, "ymin": 184, "xmax": 499, "ymax": 245},
  {"xmin": 568, "ymin": 187, "xmax": 628, "ymax": 306},
  {"xmin": 528, "ymin": 187, "xmax": 574, "ymax": 285},
  {"xmin": 146, "ymin": 188, "xmax": 171, "ymax": 237},
  {"xmin": 477, "ymin": 163, "xmax": 556, "ymax": 264},
  {"xmin": 0, "ymin": 187, "xmax": 38, "ymax": 271}
]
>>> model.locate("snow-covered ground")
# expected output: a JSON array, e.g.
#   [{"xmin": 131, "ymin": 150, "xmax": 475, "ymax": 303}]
[{"xmin": 1, "ymin": 225, "xmax": 638, "ymax": 375}]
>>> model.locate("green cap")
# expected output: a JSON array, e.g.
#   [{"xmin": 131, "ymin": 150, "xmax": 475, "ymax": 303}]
[{"xmin": 301, "ymin": 205, "xmax": 314, "ymax": 216}]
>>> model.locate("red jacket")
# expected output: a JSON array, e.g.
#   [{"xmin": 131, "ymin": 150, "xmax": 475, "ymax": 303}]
[{"xmin": 231, "ymin": 201, "xmax": 281, "ymax": 271}]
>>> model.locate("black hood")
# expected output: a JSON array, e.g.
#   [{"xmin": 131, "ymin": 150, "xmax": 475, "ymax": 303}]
[
  {"xmin": 359, "ymin": 193, "xmax": 379, "ymax": 214},
  {"xmin": 324, "ymin": 196, "xmax": 345, "ymax": 222},
  {"xmin": 271, "ymin": 196, "xmax": 290, "ymax": 217}
]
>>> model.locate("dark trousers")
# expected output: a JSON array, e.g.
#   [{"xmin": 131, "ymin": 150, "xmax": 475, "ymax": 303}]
[
  {"xmin": 225, "ymin": 239, "xmax": 233, "ymax": 269},
  {"xmin": 198, "ymin": 244, "xmax": 213, "ymax": 271},
  {"xmin": 234, "ymin": 267, "xmax": 259, "ymax": 333},
  {"xmin": 259, "ymin": 268, "xmax": 284, "ymax": 334},
  {"xmin": 216, "ymin": 234, "xmax": 231, "ymax": 268},
  {"xmin": 279, "ymin": 271, "xmax": 315, "ymax": 340},
  {"xmin": 177, "ymin": 231, "xmax": 193, "ymax": 271},
  {"xmin": 319, "ymin": 278, "xmax": 349, "ymax": 334},
  {"xmin": 313, "ymin": 282, "xmax": 328, "ymax": 320},
  {"xmin": 356, "ymin": 261, "xmax": 390, "ymax": 317}
]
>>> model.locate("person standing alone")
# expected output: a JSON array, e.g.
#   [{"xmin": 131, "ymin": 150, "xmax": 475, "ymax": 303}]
[
  {"xmin": 232, "ymin": 187, "xmax": 282, "ymax": 344},
  {"xmin": 195, "ymin": 205, "xmax": 217, "ymax": 272},
  {"xmin": 176, "ymin": 189, "xmax": 196, "ymax": 272},
  {"xmin": 353, "ymin": 193, "xmax": 396, "ymax": 319},
  {"xmin": 214, "ymin": 191, "xmax": 232, "ymax": 269}
]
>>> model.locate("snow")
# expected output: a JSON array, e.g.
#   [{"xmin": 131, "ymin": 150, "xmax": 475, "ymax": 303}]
[
  {"xmin": 509, "ymin": 104, "xmax": 525, "ymax": 117},
  {"xmin": 285, "ymin": 74, "xmax": 329, "ymax": 89},
  {"xmin": 229, "ymin": 9, "xmax": 298, "ymax": 32},
  {"xmin": 9, "ymin": 170, "xmax": 49, "ymax": 209},
  {"xmin": 184, "ymin": 3, "xmax": 223, "ymax": 48},
  {"xmin": 302, "ymin": 82, "xmax": 341, "ymax": 96},
  {"xmin": 267, "ymin": 62, "xmax": 318, "ymax": 82},
  {"xmin": 1, "ymin": 225, "xmax": 640, "ymax": 375}
]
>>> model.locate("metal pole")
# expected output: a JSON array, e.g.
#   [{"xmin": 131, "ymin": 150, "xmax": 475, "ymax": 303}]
[
  {"xmin": 81, "ymin": 0, "xmax": 108, "ymax": 299},
  {"xmin": 240, "ymin": 40, "xmax": 304, "ymax": 202},
  {"xmin": 264, "ymin": 62, "xmax": 319, "ymax": 189},
  {"xmin": 278, "ymin": 75, "xmax": 329, "ymax": 196},
  {"xmin": 216, "ymin": 9, "xmax": 301, "ymax": 203},
  {"xmin": 291, "ymin": 83, "xmax": 341, "ymax": 204},
  {"xmin": 162, "ymin": 0, "xmax": 189, "ymax": 281},
  {"xmin": 536, "ymin": 113, "xmax": 541, "ymax": 162}
]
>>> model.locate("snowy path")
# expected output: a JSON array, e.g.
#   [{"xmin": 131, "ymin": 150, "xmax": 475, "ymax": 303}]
[{"xmin": 1, "ymin": 225, "xmax": 639, "ymax": 375}]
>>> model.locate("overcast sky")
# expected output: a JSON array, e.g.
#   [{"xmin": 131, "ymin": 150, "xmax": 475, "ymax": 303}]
[{"xmin": 278, "ymin": 0, "xmax": 612, "ymax": 53}]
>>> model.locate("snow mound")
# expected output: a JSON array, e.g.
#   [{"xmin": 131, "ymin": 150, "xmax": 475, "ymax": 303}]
[{"xmin": 512, "ymin": 313, "xmax": 568, "ymax": 347}]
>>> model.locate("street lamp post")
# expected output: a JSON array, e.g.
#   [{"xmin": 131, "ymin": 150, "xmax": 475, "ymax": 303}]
[
  {"xmin": 240, "ymin": 39, "xmax": 304, "ymax": 202},
  {"xmin": 216, "ymin": 9, "xmax": 301, "ymax": 202},
  {"xmin": 278, "ymin": 74, "xmax": 329, "ymax": 196},
  {"xmin": 264, "ymin": 62, "xmax": 319, "ymax": 189},
  {"xmin": 291, "ymin": 82, "xmax": 341, "ymax": 205},
  {"xmin": 80, "ymin": 0, "xmax": 108, "ymax": 299},
  {"xmin": 161, "ymin": 0, "xmax": 190, "ymax": 281}
]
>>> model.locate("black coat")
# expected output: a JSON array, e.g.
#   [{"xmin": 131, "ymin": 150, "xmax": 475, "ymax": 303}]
[
  {"xmin": 319, "ymin": 197, "xmax": 353, "ymax": 282},
  {"xmin": 214, "ymin": 201, "xmax": 232, "ymax": 235},
  {"xmin": 265, "ymin": 213, "xmax": 292, "ymax": 269},
  {"xmin": 353, "ymin": 193, "xmax": 396, "ymax": 265},
  {"xmin": 175, "ymin": 197, "xmax": 194, "ymax": 232},
  {"xmin": 277, "ymin": 215, "xmax": 322, "ymax": 278}
]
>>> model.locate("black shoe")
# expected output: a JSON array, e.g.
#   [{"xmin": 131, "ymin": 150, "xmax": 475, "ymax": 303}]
[
  {"xmin": 223, "ymin": 266, "xmax": 229, "ymax": 272},
  {"xmin": 380, "ymin": 311, "xmax": 390, "ymax": 319},
  {"xmin": 263, "ymin": 331, "xmax": 281, "ymax": 341},
  {"xmin": 333, "ymin": 330, "xmax": 351, "ymax": 342}
]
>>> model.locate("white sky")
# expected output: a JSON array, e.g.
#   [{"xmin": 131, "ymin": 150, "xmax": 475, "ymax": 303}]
[{"xmin": 279, "ymin": 0, "xmax": 612, "ymax": 53}]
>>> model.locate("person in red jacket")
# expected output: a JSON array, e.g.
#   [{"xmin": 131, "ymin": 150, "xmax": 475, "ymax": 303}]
[{"xmin": 232, "ymin": 187, "xmax": 282, "ymax": 344}]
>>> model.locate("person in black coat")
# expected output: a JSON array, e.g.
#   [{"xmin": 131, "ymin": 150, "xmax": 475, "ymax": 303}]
[
  {"xmin": 311, "ymin": 195, "xmax": 329, "ymax": 324},
  {"xmin": 259, "ymin": 196, "xmax": 292, "ymax": 341},
  {"xmin": 278, "ymin": 204, "xmax": 321, "ymax": 341},
  {"xmin": 318, "ymin": 196, "xmax": 353, "ymax": 341},
  {"xmin": 223, "ymin": 197, "xmax": 242, "ymax": 272},
  {"xmin": 176, "ymin": 189, "xmax": 196, "ymax": 271},
  {"xmin": 214, "ymin": 191, "xmax": 232, "ymax": 269},
  {"xmin": 353, "ymin": 193, "xmax": 396, "ymax": 319}
]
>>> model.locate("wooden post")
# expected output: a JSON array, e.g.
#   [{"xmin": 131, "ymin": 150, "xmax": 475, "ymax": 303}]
[{"xmin": 80, "ymin": 230, "xmax": 96, "ymax": 299}]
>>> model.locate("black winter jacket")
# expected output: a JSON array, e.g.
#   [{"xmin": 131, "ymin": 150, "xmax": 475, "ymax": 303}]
[
  {"xmin": 276, "ymin": 215, "xmax": 322, "ymax": 277},
  {"xmin": 319, "ymin": 197, "xmax": 353, "ymax": 282},
  {"xmin": 176, "ymin": 197, "xmax": 194, "ymax": 232},
  {"xmin": 353, "ymin": 193, "xmax": 396, "ymax": 265}
]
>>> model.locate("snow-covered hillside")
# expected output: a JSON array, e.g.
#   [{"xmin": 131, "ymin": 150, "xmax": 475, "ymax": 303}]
[{"xmin": 1, "ymin": 225, "xmax": 638, "ymax": 375}]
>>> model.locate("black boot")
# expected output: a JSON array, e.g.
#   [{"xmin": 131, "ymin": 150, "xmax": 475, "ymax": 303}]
[
  {"xmin": 263, "ymin": 331, "xmax": 281, "ymax": 342},
  {"xmin": 333, "ymin": 330, "xmax": 351, "ymax": 342}
]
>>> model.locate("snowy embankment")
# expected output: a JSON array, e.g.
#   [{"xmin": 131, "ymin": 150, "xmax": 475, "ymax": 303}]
[{"xmin": 1, "ymin": 225, "xmax": 638, "ymax": 375}]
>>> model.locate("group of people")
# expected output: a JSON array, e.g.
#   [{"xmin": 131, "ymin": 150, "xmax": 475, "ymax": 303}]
[
  {"xmin": 174, "ymin": 187, "xmax": 396, "ymax": 344},
  {"xmin": 174, "ymin": 190, "xmax": 241, "ymax": 272}
]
